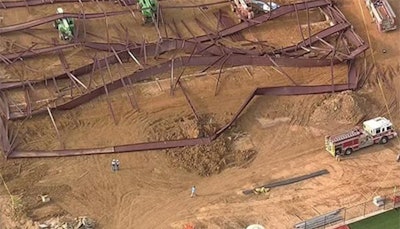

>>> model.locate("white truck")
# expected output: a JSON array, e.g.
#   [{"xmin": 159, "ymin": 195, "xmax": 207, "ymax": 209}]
[
  {"xmin": 230, "ymin": 0, "xmax": 279, "ymax": 21},
  {"xmin": 365, "ymin": 0, "xmax": 396, "ymax": 32}
]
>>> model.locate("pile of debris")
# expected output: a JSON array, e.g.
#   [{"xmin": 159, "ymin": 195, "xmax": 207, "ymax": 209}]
[
  {"xmin": 166, "ymin": 130, "xmax": 257, "ymax": 176},
  {"xmin": 146, "ymin": 114, "xmax": 257, "ymax": 176},
  {"xmin": 39, "ymin": 216, "xmax": 95, "ymax": 229},
  {"xmin": 311, "ymin": 91, "xmax": 367, "ymax": 124}
]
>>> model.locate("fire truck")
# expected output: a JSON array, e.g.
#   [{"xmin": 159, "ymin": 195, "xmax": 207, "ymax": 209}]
[
  {"xmin": 325, "ymin": 117, "xmax": 397, "ymax": 156},
  {"xmin": 365, "ymin": 0, "xmax": 397, "ymax": 32}
]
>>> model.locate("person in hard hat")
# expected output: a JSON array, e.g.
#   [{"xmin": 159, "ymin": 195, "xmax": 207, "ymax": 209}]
[
  {"xmin": 116, "ymin": 159, "xmax": 120, "ymax": 171},
  {"xmin": 111, "ymin": 159, "xmax": 116, "ymax": 172},
  {"xmin": 191, "ymin": 186, "xmax": 196, "ymax": 198}
]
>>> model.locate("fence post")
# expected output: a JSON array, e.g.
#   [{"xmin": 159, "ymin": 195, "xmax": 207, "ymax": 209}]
[
  {"xmin": 343, "ymin": 207, "xmax": 347, "ymax": 223},
  {"xmin": 384, "ymin": 194, "xmax": 386, "ymax": 210}
]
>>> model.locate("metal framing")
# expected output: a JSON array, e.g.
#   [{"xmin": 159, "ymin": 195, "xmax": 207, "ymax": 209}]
[{"xmin": 0, "ymin": 0, "xmax": 369, "ymax": 158}]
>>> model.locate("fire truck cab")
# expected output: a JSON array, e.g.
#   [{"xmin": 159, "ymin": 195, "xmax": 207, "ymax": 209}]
[{"xmin": 325, "ymin": 117, "xmax": 397, "ymax": 156}]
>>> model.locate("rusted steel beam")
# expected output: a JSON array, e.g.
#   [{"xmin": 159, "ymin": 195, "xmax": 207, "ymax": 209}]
[
  {"xmin": 0, "ymin": 53, "xmax": 13, "ymax": 65},
  {"xmin": 266, "ymin": 55, "xmax": 297, "ymax": 86},
  {"xmin": 0, "ymin": 0, "xmax": 135, "ymax": 8},
  {"xmin": 194, "ymin": 18, "xmax": 218, "ymax": 46},
  {"xmin": 0, "ymin": 10, "xmax": 131, "ymax": 34},
  {"xmin": 56, "ymin": 47, "xmax": 87, "ymax": 92},
  {"xmin": 172, "ymin": 42, "xmax": 198, "ymax": 92},
  {"xmin": 4, "ymin": 53, "xmax": 365, "ymax": 156},
  {"xmin": 115, "ymin": 67, "xmax": 137, "ymax": 111},
  {"xmin": 214, "ymin": 10, "xmax": 245, "ymax": 42},
  {"xmin": 9, "ymin": 137, "xmax": 212, "ymax": 158},
  {"xmin": 1, "ymin": 20, "xmax": 350, "ymax": 62},
  {"xmin": 10, "ymin": 43, "xmax": 38, "ymax": 64},
  {"xmin": 23, "ymin": 88, "xmax": 32, "ymax": 116},
  {"xmin": 191, "ymin": 0, "xmax": 332, "ymax": 43},
  {"xmin": 293, "ymin": 3, "xmax": 306, "ymax": 51},
  {"xmin": 162, "ymin": 1, "xmax": 228, "ymax": 9},
  {"xmin": 171, "ymin": 19, "xmax": 182, "ymax": 39},
  {"xmin": 99, "ymin": 60, "xmax": 117, "ymax": 124},
  {"xmin": 6, "ymin": 54, "xmax": 344, "ymax": 120},
  {"xmin": 46, "ymin": 106, "xmax": 64, "ymax": 148},
  {"xmin": 0, "ymin": 93, "xmax": 10, "ymax": 119},
  {"xmin": 306, "ymin": 0, "xmax": 312, "ymax": 48},
  {"xmin": 178, "ymin": 81, "xmax": 199, "ymax": 121},
  {"xmin": 215, "ymin": 53, "xmax": 231, "ymax": 96},
  {"xmin": 170, "ymin": 59, "xmax": 174, "ymax": 95},
  {"xmin": 7, "ymin": 79, "xmax": 358, "ymax": 158},
  {"xmin": 166, "ymin": 23, "xmax": 178, "ymax": 38},
  {"xmin": 1, "ymin": 43, "xmax": 76, "ymax": 61},
  {"xmin": 0, "ymin": 117, "xmax": 12, "ymax": 157}
]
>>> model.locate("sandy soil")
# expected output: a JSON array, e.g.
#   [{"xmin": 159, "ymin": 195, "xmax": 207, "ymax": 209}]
[{"xmin": 1, "ymin": 0, "xmax": 400, "ymax": 228}]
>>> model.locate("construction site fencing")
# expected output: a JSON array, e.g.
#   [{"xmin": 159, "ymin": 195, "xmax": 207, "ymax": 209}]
[{"xmin": 295, "ymin": 189, "xmax": 400, "ymax": 229}]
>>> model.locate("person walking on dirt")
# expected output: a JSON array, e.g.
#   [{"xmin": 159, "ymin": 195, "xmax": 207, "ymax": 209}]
[
  {"xmin": 191, "ymin": 186, "xmax": 196, "ymax": 198},
  {"xmin": 396, "ymin": 154, "xmax": 400, "ymax": 162},
  {"xmin": 335, "ymin": 154, "xmax": 341, "ymax": 162},
  {"xmin": 111, "ymin": 159, "xmax": 116, "ymax": 172},
  {"xmin": 116, "ymin": 159, "xmax": 120, "ymax": 171}
]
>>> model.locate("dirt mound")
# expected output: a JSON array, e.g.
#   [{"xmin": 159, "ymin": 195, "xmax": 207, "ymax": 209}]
[
  {"xmin": 166, "ymin": 136, "xmax": 257, "ymax": 176},
  {"xmin": 165, "ymin": 119, "xmax": 257, "ymax": 177},
  {"xmin": 146, "ymin": 114, "xmax": 203, "ymax": 141},
  {"xmin": 311, "ymin": 91, "xmax": 367, "ymax": 124},
  {"xmin": 145, "ymin": 114, "xmax": 256, "ymax": 176}
]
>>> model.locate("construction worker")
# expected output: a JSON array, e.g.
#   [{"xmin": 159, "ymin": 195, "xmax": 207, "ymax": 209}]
[
  {"xmin": 335, "ymin": 154, "xmax": 341, "ymax": 162},
  {"xmin": 116, "ymin": 159, "xmax": 120, "ymax": 171},
  {"xmin": 191, "ymin": 186, "xmax": 196, "ymax": 198},
  {"xmin": 111, "ymin": 159, "xmax": 116, "ymax": 172},
  {"xmin": 396, "ymin": 154, "xmax": 400, "ymax": 162}
]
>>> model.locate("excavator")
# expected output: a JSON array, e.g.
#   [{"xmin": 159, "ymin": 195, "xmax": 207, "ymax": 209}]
[
  {"xmin": 136, "ymin": 0, "xmax": 158, "ymax": 24},
  {"xmin": 230, "ymin": 0, "xmax": 279, "ymax": 21},
  {"xmin": 53, "ymin": 8, "xmax": 75, "ymax": 41}
]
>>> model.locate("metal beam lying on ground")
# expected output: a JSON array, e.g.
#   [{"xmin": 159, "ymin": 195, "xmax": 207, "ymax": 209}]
[
  {"xmin": 0, "ymin": 0, "xmax": 135, "ymax": 8},
  {"xmin": 5, "ymin": 54, "xmax": 345, "ymax": 120},
  {"xmin": 242, "ymin": 169, "xmax": 330, "ymax": 195},
  {"xmin": 5, "ymin": 57, "xmax": 360, "ymax": 158},
  {"xmin": 0, "ymin": 0, "xmax": 369, "ymax": 158},
  {"xmin": 190, "ymin": 0, "xmax": 333, "ymax": 43},
  {"xmin": 0, "ymin": 10, "xmax": 131, "ymax": 34}
]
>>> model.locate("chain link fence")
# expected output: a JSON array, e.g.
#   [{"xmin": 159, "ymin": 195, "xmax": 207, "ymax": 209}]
[{"xmin": 294, "ymin": 189, "xmax": 400, "ymax": 229}]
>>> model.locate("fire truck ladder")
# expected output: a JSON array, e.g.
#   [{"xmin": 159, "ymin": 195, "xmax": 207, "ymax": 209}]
[{"xmin": 331, "ymin": 128, "xmax": 361, "ymax": 142}]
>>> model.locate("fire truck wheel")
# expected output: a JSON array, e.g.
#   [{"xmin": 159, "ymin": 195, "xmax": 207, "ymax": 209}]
[
  {"xmin": 380, "ymin": 136, "xmax": 388, "ymax": 144},
  {"xmin": 345, "ymin": 148, "xmax": 353, "ymax": 155}
]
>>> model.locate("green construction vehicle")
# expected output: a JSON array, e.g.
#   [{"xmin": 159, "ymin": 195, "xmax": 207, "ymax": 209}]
[
  {"xmin": 136, "ymin": 0, "xmax": 157, "ymax": 24},
  {"xmin": 53, "ymin": 7, "xmax": 75, "ymax": 41}
]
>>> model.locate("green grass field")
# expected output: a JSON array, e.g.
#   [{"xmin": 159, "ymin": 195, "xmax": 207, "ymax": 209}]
[{"xmin": 349, "ymin": 209, "xmax": 400, "ymax": 229}]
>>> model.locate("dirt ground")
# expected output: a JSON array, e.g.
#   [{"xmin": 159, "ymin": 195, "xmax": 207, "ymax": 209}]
[{"xmin": 0, "ymin": 0, "xmax": 400, "ymax": 228}]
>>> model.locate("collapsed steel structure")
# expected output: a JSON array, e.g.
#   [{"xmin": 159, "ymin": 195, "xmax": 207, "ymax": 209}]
[{"xmin": 0, "ymin": 0, "xmax": 368, "ymax": 158}]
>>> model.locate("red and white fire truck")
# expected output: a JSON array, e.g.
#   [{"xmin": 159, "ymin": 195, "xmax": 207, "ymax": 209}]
[{"xmin": 325, "ymin": 117, "xmax": 397, "ymax": 156}]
